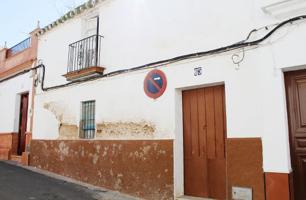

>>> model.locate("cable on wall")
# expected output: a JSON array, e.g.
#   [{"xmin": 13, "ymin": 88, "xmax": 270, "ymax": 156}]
[{"xmin": 0, "ymin": 15, "xmax": 306, "ymax": 91}]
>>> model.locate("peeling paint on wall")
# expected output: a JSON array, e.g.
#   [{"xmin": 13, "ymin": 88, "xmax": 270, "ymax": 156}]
[
  {"xmin": 58, "ymin": 123, "xmax": 79, "ymax": 139},
  {"xmin": 58, "ymin": 141, "xmax": 70, "ymax": 161},
  {"xmin": 43, "ymin": 102, "xmax": 157, "ymax": 139},
  {"xmin": 43, "ymin": 102, "xmax": 64, "ymax": 122},
  {"xmin": 30, "ymin": 140, "xmax": 174, "ymax": 200},
  {"xmin": 96, "ymin": 121, "xmax": 155, "ymax": 138},
  {"xmin": 43, "ymin": 102, "xmax": 78, "ymax": 139}
]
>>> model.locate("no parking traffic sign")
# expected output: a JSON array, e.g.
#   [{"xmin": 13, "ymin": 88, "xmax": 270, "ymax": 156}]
[{"xmin": 144, "ymin": 69, "xmax": 167, "ymax": 99}]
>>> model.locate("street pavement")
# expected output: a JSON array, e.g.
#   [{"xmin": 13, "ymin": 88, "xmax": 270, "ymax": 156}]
[{"xmin": 0, "ymin": 161, "xmax": 136, "ymax": 200}]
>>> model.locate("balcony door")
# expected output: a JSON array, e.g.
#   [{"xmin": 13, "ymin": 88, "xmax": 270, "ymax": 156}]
[
  {"xmin": 84, "ymin": 16, "xmax": 98, "ymax": 37},
  {"xmin": 78, "ymin": 16, "xmax": 99, "ymax": 69}
]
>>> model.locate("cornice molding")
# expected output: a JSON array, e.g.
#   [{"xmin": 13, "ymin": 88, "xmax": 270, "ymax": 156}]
[
  {"xmin": 37, "ymin": 0, "xmax": 103, "ymax": 36},
  {"xmin": 262, "ymin": 0, "xmax": 306, "ymax": 19}
]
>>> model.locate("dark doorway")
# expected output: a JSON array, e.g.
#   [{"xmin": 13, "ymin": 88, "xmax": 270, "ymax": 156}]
[
  {"xmin": 285, "ymin": 69, "xmax": 306, "ymax": 200},
  {"xmin": 182, "ymin": 85, "xmax": 227, "ymax": 199},
  {"xmin": 17, "ymin": 93, "xmax": 29, "ymax": 155}
]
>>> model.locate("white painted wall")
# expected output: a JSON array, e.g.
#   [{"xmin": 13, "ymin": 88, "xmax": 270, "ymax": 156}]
[
  {"xmin": 0, "ymin": 72, "xmax": 33, "ymax": 133},
  {"xmin": 34, "ymin": 0, "xmax": 306, "ymax": 197}
]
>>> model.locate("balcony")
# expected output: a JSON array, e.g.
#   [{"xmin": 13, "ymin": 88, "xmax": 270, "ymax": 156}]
[
  {"xmin": 64, "ymin": 35, "xmax": 105, "ymax": 81},
  {"xmin": 6, "ymin": 37, "xmax": 31, "ymax": 58},
  {"xmin": 0, "ymin": 28, "xmax": 39, "ymax": 80}
]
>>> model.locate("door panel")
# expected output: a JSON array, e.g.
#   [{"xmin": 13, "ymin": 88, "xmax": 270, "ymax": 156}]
[
  {"xmin": 183, "ymin": 89, "xmax": 208, "ymax": 197},
  {"xmin": 18, "ymin": 93, "xmax": 29, "ymax": 155},
  {"xmin": 285, "ymin": 70, "xmax": 306, "ymax": 200},
  {"xmin": 183, "ymin": 85, "xmax": 226, "ymax": 199},
  {"xmin": 207, "ymin": 159, "xmax": 226, "ymax": 198},
  {"xmin": 205, "ymin": 87, "xmax": 216, "ymax": 159},
  {"xmin": 214, "ymin": 86, "xmax": 226, "ymax": 158},
  {"xmin": 296, "ymin": 80, "xmax": 306, "ymax": 130}
]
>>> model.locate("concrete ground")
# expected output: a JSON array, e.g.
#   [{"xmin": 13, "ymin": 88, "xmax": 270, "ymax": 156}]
[{"xmin": 0, "ymin": 161, "xmax": 137, "ymax": 200}]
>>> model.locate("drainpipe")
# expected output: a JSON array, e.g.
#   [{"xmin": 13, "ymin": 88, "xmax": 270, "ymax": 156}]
[{"xmin": 24, "ymin": 26, "xmax": 41, "ymax": 165}]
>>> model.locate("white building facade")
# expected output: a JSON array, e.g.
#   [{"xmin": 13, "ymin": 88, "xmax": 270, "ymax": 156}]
[
  {"xmin": 30, "ymin": 0, "xmax": 306, "ymax": 199},
  {"xmin": 0, "ymin": 30, "xmax": 39, "ymax": 164}
]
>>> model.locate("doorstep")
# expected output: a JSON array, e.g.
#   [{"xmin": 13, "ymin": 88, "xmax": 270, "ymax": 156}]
[
  {"xmin": 9, "ymin": 152, "xmax": 30, "ymax": 166},
  {"xmin": 176, "ymin": 195, "xmax": 215, "ymax": 200},
  {"xmin": 10, "ymin": 155, "xmax": 21, "ymax": 163}
]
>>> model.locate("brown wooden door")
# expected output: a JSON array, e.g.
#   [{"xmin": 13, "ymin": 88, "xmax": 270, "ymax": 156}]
[
  {"xmin": 183, "ymin": 85, "xmax": 226, "ymax": 199},
  {"xmin": 285, "ymin": 70, "xmax": 306, "ymax": 200},
  {"xmin": 18, "ymin": 93, "xmax": 29, "ymax": 155}
]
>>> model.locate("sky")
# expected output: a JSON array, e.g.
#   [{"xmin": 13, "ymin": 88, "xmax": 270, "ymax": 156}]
[{"xmin": 0, "ymin": 0, "xmax": 87, "ymax": 48}]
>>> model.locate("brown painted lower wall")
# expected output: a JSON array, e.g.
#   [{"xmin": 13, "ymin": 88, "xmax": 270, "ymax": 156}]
[
  {"xmin": 30, "ymin": 140, "xmax": 174, "ymax": 200},
  {"xmin": 0, "ymin": 133, "xmax": 18, "ymax": 160},
  {"xmin": 227, "ymin": 138, "xmax": 265, "ymax": 200},
  {"xmin": 265, "ymin": 172, "xmax": 291, "ymax": 200},
  {"xmin": 25, "ymin": 132, "xmax": 32, "ymax": 150}
]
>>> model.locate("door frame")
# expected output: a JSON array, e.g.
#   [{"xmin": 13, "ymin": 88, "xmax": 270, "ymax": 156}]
[
  {"xmin": 174, "ymin": 82, "xmax": 228, "ymax": 198},
  {"xmin": 284, "ymin": 69, "xmax": 306, "ymax": 200},
  {"xmin": 17, "ymin": 92, "xmax": 29, "ymax": 155}
]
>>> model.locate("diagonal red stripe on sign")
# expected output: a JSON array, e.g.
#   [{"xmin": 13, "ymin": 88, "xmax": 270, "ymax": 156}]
[{"xmin": 148, "ymin": 77, "xmax": 162, "ymax": 91}]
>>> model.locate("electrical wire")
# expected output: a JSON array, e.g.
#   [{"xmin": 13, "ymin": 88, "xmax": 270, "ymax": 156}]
[{"xmin": 1, "ymin": 15, "xmax": 306, "ymax": 91}]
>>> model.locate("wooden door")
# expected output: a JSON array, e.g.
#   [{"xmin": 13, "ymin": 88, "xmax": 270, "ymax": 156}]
[
  {"xmin": 183, "ymin": 85, "xmax": 227, "ymax": 199},
  {"xmin": 18, "ymin": 93, "xmax": 29, "ymax": 155},
  {"xmin": 285, "ymin": 70, "xmax": 306, "ymax": 200}
]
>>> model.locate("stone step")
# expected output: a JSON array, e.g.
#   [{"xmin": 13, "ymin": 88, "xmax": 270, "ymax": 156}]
[
  {"xmin": 10, "ymin": 155, "xmax": 21, "ymax": 163},
  {"xmin": 176, "ymin": 196, "xmax": 215, "ymax": 200}
]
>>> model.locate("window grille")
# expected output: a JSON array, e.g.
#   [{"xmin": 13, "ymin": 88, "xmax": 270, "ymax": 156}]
[{"xmin": 80, "ymin": 100, "xmax": 95, "ymax": 139}]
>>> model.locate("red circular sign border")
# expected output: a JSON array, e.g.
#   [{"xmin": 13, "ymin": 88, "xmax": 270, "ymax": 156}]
[{"xmin": 144, "ymin": 69, "xmax": 167, "ymax": 99}]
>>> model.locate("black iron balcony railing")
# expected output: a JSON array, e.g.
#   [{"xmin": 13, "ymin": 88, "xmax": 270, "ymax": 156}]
[
  {"xmin": 6, "ymin": 37, "xmax": 31, "ymax": 58},
  {"xmin": 67, "ymin": 35, "xmax": 102, "ymax": 73}
]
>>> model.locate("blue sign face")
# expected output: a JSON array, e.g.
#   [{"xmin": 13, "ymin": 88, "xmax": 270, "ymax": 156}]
[
  {"xmin": 144, "ymin": 69, "xmax": 167, "ymax": 99},
  {"xmin": 146, "ymin": 73, "xmax": 164, "ymax": 94}
]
